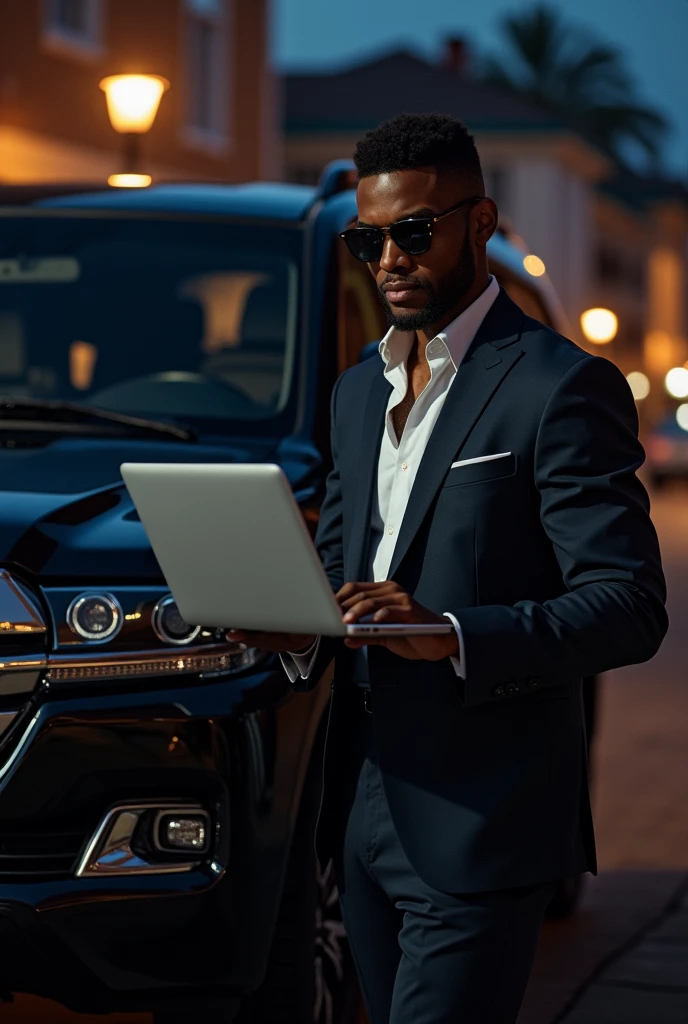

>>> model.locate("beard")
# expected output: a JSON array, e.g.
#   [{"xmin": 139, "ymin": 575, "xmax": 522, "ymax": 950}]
[{"xmin": 377, "ymin": 234, "xmax": 477, "ymax": 332}]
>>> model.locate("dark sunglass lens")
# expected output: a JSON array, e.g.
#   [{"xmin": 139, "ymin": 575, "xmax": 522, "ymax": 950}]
[
  {"xmin": 391, "ymin": 220, "xmax": 432, "ymax": 255},
  {"xmin": 344, "ymin": 228, "xmax": 383, "ymax": 262}
]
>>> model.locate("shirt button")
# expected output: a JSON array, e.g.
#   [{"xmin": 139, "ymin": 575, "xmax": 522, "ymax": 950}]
[
  {"xmin": 387, "ymin": 526, "xmax": 394, "ymax": 536},
  {"xmin": 401, "ymin": 462, "xmax": 408, "ymax": 471}
]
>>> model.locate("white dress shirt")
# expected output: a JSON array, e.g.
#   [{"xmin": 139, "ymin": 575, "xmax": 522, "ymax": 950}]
[{"xmin": 284, "ymin": 276, "xmax": 500, "ymax": 682}]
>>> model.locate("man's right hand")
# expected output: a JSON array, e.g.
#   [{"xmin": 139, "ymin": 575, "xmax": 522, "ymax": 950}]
[{"xmin": 226, "ymin": 629, "xmax": 316, "ymax": 654}]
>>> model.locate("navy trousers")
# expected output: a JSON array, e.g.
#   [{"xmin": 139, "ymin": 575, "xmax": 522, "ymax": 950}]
[{"xmin": 332, "ymin": 700, "xmax": 556, "ymax": 1024}]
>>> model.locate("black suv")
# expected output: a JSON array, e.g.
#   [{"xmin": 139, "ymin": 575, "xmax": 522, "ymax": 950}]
[{"xmin": 0, "ymin": 164, "xmax": 590, "ymax": 1022}]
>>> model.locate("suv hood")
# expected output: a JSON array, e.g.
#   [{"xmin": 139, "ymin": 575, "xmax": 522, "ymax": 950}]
[{"xmin": 0, "ymin": 437, "xmax": 322, "ymax": 578}]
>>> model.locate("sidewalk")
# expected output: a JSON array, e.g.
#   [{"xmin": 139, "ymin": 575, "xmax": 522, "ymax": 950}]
[{"xmin": 518, "ymin": 870, "xmax": 688, "ymax": 1024}]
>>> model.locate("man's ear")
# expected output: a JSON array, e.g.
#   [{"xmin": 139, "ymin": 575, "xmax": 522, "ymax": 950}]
[{"xmin": 473, "ymin": 198, "xmax": 499, "ymax": 247}]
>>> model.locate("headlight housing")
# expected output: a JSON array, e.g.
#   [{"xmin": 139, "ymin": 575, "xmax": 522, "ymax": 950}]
[
  {"xmin": 67, "ymin": 593, "xmax": 122, "ymax": 642},
  {"xmin": 151, "ymin": 595, "xmax": 201, "ymax": 646}
]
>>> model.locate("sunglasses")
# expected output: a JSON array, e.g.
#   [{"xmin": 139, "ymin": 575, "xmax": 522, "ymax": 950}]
[{"xmin": 339, "ymin": 197, "xmax": 484, "ymax": 263}]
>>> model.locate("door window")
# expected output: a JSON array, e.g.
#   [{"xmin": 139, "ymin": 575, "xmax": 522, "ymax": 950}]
[{"xmin": 337, "ymin": 246, "xmax": 387, "ymax": 372}]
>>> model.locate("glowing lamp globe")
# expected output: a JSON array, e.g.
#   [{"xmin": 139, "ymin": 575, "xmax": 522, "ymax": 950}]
[
  {"xmin": 580, "ymin": 308, "xmax": 618, "ymax": 345},
  {"xmin": 99, "ymin": 74, "xmax": 170, "ymax": 134}
]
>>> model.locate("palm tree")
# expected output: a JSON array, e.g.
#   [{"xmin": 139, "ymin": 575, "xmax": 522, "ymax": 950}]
[{"xmin": 481, "ymin": 5, "xmax": 668, "ymax": 167}]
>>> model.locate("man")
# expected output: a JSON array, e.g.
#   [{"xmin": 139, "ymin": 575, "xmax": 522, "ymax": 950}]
[{"xmin": 229, "ymin": 113, "xmax": 667, "ymax": 1023}]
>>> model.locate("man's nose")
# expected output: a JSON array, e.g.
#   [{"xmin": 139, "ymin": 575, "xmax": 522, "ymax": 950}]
[{"xmin": 379, "ymin": 234, "xmax": 413, "ymax": 272}]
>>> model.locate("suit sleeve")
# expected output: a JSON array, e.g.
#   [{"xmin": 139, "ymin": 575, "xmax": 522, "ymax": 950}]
[
  {"xmin": 282, "ymin": 373, "xmax": 346, "ymax": 692},
  {"xmin": 453, "ymin": 355, "xmax": 667, "ymax": 708}
]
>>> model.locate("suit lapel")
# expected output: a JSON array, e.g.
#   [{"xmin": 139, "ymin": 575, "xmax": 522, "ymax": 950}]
[
  {"xmin": 387, "ymin": 289, "xmax": 525, "ymax": 580},
  {"xmin": 346, "ymin": 369, "xmax": 392, "ymax": 580}
]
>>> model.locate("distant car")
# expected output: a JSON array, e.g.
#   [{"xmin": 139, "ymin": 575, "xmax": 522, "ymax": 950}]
[
  {"xmin": 0, "ymin": 162, "xmax": 589, "ymax": 1021},
  {"xmin": 646, "ymin": 413, "xmax": 688, "ymax": 487}
]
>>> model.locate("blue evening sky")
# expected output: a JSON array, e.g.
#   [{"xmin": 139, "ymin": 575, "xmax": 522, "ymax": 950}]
[{"xmin": 274, "ymin": 0, "xmax": 687, "ymax": 177}]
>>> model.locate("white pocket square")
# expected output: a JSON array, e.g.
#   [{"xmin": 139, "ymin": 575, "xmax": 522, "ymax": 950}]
[{"xmin": 450, "ymin": 452, "xmax": 512, "ymax": 470}]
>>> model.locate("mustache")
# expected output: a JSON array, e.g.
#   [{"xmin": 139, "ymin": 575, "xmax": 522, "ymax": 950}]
[{"xmin": 378, "ymin": 274, "xmax": 434, "ymax": 295}]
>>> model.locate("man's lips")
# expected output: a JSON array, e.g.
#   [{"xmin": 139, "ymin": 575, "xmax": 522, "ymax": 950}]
[{"xmin": 383, "ymin": 281, "xmax": 421, "ymax": 304}]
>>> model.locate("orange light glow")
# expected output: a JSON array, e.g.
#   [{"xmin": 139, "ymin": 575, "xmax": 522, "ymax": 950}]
[
  {"xmin": 580, "ymin": 308, "xmax": 618, "ymax": 344},
  {"xmin": 523, "ymin": 254, "xmax": 546, "ymax": 277},
  {"xmin": 108, "ymin": 173, "xmax": 152, "ymax": 188},
  {"xmin": 99, "ymin": 74, "xmax": 170, "ymax": 134}
]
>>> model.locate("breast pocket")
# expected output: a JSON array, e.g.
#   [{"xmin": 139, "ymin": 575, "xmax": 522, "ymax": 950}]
[{"xmin": 443, "ymin": 452, "xmax": 517, "ymax": 488}]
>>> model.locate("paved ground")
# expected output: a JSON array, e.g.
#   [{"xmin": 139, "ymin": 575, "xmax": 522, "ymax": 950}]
[
  {"xmin": 518, "ymin": 485, "xmax": 688, "ymax": 1023},
  {"xmin": 5, "ymin": 487, "xmax": 688, "ymax": 1022}
]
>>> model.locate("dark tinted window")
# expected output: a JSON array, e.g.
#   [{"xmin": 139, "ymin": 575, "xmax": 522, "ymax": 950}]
[{"xmin": 0, "ymin": 214, "xmax": 302, "ymax": 434}]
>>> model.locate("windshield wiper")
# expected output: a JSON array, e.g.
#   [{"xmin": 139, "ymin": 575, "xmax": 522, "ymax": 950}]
[{"xmin": 0, "ymin": 397, "xmax": 195, "ymax": 442}]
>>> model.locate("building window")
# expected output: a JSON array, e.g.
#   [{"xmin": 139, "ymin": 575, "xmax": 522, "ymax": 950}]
[
  {"xmin": 183, "ymin": 0, "xmax": 230, "ymax": 151},
  {"xmin": 42, "ymin": 0, "xmax": 104, "ymax": 61}
]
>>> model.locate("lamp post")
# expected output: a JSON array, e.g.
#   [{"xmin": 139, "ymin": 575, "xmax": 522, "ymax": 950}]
[{"xmin": 99, "ymin": 74, "xmax": 170, "ymax": 188}]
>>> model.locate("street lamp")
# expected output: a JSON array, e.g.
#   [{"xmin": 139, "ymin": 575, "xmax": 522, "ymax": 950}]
[
  {"xmin": 99, "ymin": 74, "xmax": 170, "ymax": 188},
  {"xmin": 580, "ymin": 307, "xmax": 618, "ymax": 345}
]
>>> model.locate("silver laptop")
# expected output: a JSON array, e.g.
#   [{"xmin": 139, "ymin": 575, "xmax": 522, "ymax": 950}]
[{"xmin": 120, "ymin": 462, "xmax": 453, "ymax": 639}]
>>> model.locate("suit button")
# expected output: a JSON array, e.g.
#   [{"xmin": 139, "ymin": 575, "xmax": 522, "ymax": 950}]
[
  {"xmin": 528, "ymin": 678, "xmax": 540, "ymax": 690},
  {"xmin": 505, "ymin": 683, "xmax": 519, "ymax": 696},
  {"xmin": 493, "ymin": 685, "xmax": 505, "ymax": 698}
]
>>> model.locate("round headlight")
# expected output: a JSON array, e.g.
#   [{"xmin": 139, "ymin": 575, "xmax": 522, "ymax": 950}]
[
  {"xmin": 67, "ymin": 593, "xmax": 122, "ymax": 642},
  {"xmin": 152, "ymin": 595, "xmax": 201, "ymax": 646}
]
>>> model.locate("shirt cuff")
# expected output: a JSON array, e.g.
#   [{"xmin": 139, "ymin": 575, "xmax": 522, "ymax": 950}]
[
  {"xmin": 280, "ymin": 636, "xmax": 321, "ymax": 682},
  {"xmin": 442, "ymin": 612, "xmax": 465, "ymax": 679}
]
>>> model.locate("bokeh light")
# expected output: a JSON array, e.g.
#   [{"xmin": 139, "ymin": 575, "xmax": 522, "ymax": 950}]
[
  {"xmin": 665, "ymin": 366, "xmax": 688, "ymax": 399},
  {"xmin": 676, "ymin": 404, "xmax": 688, "ymax": 431},
  {"xmin": 626, "ymin": 371, "xmax": 650, "ymax": 401},
  {"xmin": 523, "ymin": 254, "xmax": 546, "ymax": 277},
  {"xmin": 580, "ymin": 308, "xmax": 618, "ymax": 344}
]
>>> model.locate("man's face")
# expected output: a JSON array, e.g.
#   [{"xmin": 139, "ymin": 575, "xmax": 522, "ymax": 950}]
[{"xmin": 356, "ymin": 167, "xmax": 488, "ymax": 332}]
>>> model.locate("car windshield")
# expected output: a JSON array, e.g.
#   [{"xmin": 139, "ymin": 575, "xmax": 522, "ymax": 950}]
[{"xmin": 0, "ymin": 213, "xmax": 302, "ymax": 436}]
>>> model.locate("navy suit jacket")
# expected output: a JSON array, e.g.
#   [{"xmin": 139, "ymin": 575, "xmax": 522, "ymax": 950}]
[{"xmin": 296, "ymin": 288, "xmax": 667, "ymax": 893}]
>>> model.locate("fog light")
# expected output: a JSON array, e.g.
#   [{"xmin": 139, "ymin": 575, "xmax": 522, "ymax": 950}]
[{"xmin": 155, "ymin": 811, "xmax": 209, "ymax": 853}]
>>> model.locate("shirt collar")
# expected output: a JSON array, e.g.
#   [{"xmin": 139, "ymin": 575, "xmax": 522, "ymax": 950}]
[{"xmin": 379, "ymin": 275, "xmax": 500, "ymax": 374}]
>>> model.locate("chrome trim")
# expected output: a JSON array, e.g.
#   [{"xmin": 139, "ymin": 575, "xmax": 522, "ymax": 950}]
[
  {"xmin": 0, "ymin": 571, "xmax": 47, "ymax": 634},
  {"xmin": 76, "ymin": 802, "xmax": 207, "ymax": 877},
  {"xmin": 0, "ymin": 653, "xmax": 45, "ymax": 697},
  {"xmin": 0, "ymin": 713, "xmax": 41, "ymax": 784},
  {"xmin": 46, "ymin": 641, "xmax": 249, "ymax": 682},
  {"xmin": 66, "ymin": 592, "xmax": 123, "ymax": 643},
  {"xmin": 151, "ymin": 594, "xmax": 202, "ymax": 646},
  {"xmin": 0, "ymin": 654, "xmax": 48, "ymax": 671}
]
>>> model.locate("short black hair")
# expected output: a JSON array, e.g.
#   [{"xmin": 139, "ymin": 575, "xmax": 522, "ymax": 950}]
[{"xmin": 353, "ymin": 112, "xmax": 484, "ymax": 193}]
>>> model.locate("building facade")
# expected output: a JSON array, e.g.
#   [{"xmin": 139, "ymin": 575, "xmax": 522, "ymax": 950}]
[
  {"xmin": 283, "ymin": 44, "xmax": 688, "ymax": 413},
  {"xmin": 0, "ymin": 0, "xmax": 280, "ymax": 184}
]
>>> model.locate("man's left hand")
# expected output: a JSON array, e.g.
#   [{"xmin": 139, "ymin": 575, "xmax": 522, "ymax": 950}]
[{"xmin": 337, "ymin": 581, "xmax": 459, "ymax": 661}]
